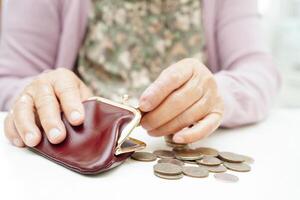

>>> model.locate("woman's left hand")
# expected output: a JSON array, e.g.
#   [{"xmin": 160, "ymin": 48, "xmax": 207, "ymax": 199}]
[{"xmin": 139, "ymin": 58, "xmax": 224, "ymax": 144}]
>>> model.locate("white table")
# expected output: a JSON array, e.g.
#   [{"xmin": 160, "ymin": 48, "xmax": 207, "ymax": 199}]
[{"xmin": 0, "ymin": 109, "xmax": 299, "ymax": 200}]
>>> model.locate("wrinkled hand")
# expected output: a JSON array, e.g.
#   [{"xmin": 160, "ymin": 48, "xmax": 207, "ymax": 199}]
[
  {"xmin": 4, "ymin": 68, "xmax": 93, "ymax": 147},
  {"xmin": 139, "ymin": 58, "xmax": 224, "ymax": 144}
]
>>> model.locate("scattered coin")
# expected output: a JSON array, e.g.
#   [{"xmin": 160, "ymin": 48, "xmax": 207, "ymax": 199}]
[
  {"xmin": 223, "ymin": 162, "xmax": 251, "ymax": 172},
  {"xmin": 183, "ymin": 160, "xmax": 199, "ymax": 165},
  {"xmin": 153, "ymin": 163, "xmax": 182, "ymax": 175},
  {"xmin": 239, "ymin": 155, "xmax": 255, "ymax": 164},
  {"xmin": 197, "ymin": 156, "xmax": 222, "ymax": 166},
  {"xmin": 153, "ymin": 150, "xmax": 175, "ymax": 159},
  {"xmin": 154, "ymin": 172, "xmax": 184, "ymax": 180},
  {"xmin": 214, "ymin": 173, "xmax": 239, "ymax": 183},
  {"xmin": 158, "ymin": 158, "xmax": 184, "ymax": 166},
  {"xmin": 131, "ymin": 144, "xmax": 253, "ymax": 181},
  {"xmin": 182, "ymin": 166, "xmax": 209, "ymax": 178},
  {"xmin": 195, "ymin": 147, "xmax": 219, "ymax": 157},
  {"xmin": 200, "ymin": 165, "xmax": 227, "ymax": 173},
  {"xmin": 174, "ymin": 149, "xmax": 204, "ymax": 161},
  {"xmin": 218, "ymin": 152, "xmax": 245, "ymax": 163},
  {"xmin": 131, "ymin": 152, "xmax": 157, "ymax": 162}
]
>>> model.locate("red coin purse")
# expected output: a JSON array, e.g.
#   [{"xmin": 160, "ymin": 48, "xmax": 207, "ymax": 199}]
[{"xmin": 31, "ymin": 97, "xmax": 146, "ymax": 174}]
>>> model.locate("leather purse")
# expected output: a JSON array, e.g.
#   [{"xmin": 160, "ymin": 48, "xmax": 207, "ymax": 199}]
[{"xmin": 31, "ymin": 97, "xmax": 146, "ymax": 175}]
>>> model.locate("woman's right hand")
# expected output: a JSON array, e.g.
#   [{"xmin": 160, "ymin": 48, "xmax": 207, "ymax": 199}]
[{"xmin": 4, "ymin": 68, "xmax": 93, "ymax": 147}]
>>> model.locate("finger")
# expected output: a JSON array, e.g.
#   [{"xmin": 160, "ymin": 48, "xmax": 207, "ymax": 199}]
[
  {"xmin": 52, "ymin": 70, "xmax": 85, "ymax": 125},
  {"xmin": 148, "ymin": 91, "xmax": 213, "ymax": 136},
  {"xmin": 33, "ymin": 81, "xmax": 66, "ymax": 144},
  {"xmin": 141, "ymin": 73, "xmax": 205, "ymax": 130},
  {"xmin": 12, "ymin": 93, "xmax": 41, "ymax": 147},
  {"xmin": 172, "ymin": 112, "xmax": 223, "ymax": 144},
  {"xmin": 79, "ymin": 81, "xmax": 94, "ymax": 101},
  {"xmin": 139, "ymin": 58, "xmax": 196, "ymax": 112},
  {"xmin": 4, "ymin": 111, "xmax": 25, "ymax": 147}
]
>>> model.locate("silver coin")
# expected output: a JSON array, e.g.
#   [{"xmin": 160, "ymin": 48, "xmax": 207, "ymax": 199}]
[
  {"xmin": 214, "ymin": 173, "xmax": 239, "ymax": 183},
  {"xmin": 218, "ymin": 152, "xmax": 245, "ymax": 163},
  {"xmin": 197, "ymin": 156, "xmax": 222, "ymax": 166},
  {"xmin": 157, "ymin": 158, "xmax": 184, "ymax": 166},
  {"xmin": 154, "ymin": 172, "xmax": 184, "ymax": 180},
  {"xmin": 200, "ymin": 164, "xmax": 227, "ymax": 173},
  {"xmin": 174, "ymin": 149, "xmax": 204, "ymax": 161},
  {"xmin": 223, "ymin": 162, "xmax": 251, "ymax": 172},
  {"xmin": 195, "ymin": 147, "xmax": 219, "ymax": 157},
  {"xmin": 183, "ymin": 160, "xmax": 199, "ymax": 165},
  {"xmin": 182, "ymin": 166, "xmax": 209, "ymax": 178},
  {"xmin": 239, "ymin": 154, "xmax": 255, "ymax": 164},
  {"xmin": 164, "ymin": 135, "xmax": 188, "ymax": 149},
  {"xmin": 131, "ymin": 152, "xmax": 157, "ymax": 162},
  {"xmin": 153, "ymin": 150, "xmax": 175, "ymax": 159},
  {"xmin": 166, "ymin": 142, "xmax": 188, "ymax": 149},
  {"xmin": 153, "ymin": 163, "xmax": 183, "ymax": 175}
]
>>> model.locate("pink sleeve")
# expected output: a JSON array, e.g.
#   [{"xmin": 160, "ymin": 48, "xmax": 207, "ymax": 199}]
[
  {"xmin": 0, "ymin": 0, "xmax": 62, "ymax": 111},
  {"xmin": 214, "ymin": 0, "xmax": 281, "ymax": 128}
]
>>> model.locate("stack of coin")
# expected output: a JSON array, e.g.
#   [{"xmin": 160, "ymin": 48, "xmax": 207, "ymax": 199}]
[
  {"xmin": 164, "ymin": 135, "xmax": 188, "ymax": 150},
  {"xmin": 130, "ymin": 146, "xmax": 254, "ymax": 182}
]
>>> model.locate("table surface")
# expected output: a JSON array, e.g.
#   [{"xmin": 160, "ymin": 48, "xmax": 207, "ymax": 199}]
[{"xmin": 0, "ymin": 108, "xmax": 299, "ymax": 200}]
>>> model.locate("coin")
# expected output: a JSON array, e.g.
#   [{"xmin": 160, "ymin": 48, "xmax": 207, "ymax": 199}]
[
  {"xmin": 157, "ymin": 158, "xmax": 184, "ymax": 166},
  {"xmin": 214, "ymin": 173, "xmax": 239, "ymax": 183},
  {"xmin": 153, "ymin": 163, "xmax": 183, "ymax": 175},
  {"xmin": 239, "ymin": 154, "xmax": 255, "ymax": 164},
  {"xmin": 200, "ymin": 165, "xmax": 227, "ymax": 173},
  {"xmin": 174, "ymin": 149, "xmax": 204, "ymax": 161},
  {"xmin": 182, "ymin": 166, "xmax": 209, "ymax": 178},
  {"xmin": 218, "ymin": 152, "xmax": 245, "ymax": 163},
  {"xmin": 153, "ymin": 150, "xmax": 175, "ymax": 159},
  {"xmin": 164, "ymin": 135, "xmax": 188, "ymax": 149},
  {"xmin": 183, "ymin": 160, "xmax": 199, "ymax": 165},
  {"xmin": 195, "ymin": 147, "xmax": 219, "ymax": 157},
  {"xmin": 166, "ymin": 141, "xmax": 188, "ymax": 149},
  {"xmin": 154, "ymin": 172, "xmax": 184, "ymax": 180},
  {"xmin": 197, "ymin": 156, "xmax": 222, "ymax": 166},
  {"xmin": 223, "ymin": 162, "xmax": 251, "ymax": 172},
  {"xmin": 131, "ymin": 152, "xmax": 157, "ymax": 162}
]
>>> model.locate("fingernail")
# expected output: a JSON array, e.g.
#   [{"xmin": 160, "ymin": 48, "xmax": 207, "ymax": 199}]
[
  {"xmin": 49, "ymin": 128, "xmax": 61, "ymax": 141},
  {"xmin": 12, "ymin": 138, "xmax": 23, "ymax": 147},
  {"xmin": 70, "ymin": 110, "xmax": 81, "ymax": 122},
  {"xmin": 25, "ymin": 132, "xmax": 36, "ymax": 146},
  {"xmin": 173, "ymin": 135, "xmax": 185, "ymax": 144}
]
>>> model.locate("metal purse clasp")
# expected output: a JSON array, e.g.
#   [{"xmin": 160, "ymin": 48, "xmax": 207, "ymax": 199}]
[{"xmin": 87, "ymin": 96, "xmax": 146, "ymax": 155}]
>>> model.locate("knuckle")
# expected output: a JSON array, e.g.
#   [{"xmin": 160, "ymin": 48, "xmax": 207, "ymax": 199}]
[
  {"xmin": 169, "ymin": 72, "xmax": 181, "ymax": 83},
  {"xmin": 55, "ymin": 68, "xmax": 76, "ymax": 78},
  {"xmin": 182, "ymin": 58, "xmax": 202, "ymax": 68},
  {"xmin": 55, "ymin": 67, "xmax": 69, "ymax": 74},
  {"xmin": 189, "ymin": 77, "xmax": 203, "ymax": 97},
  {"xmin": 35, "ymin": 93, "xmax": 57, "ymax": 110},
  {"xmin": 33, "ymin": 75, "xmax": 48, "ymax": 85},
  {"xmin": 182, "ymin": 57, "xmax": 199, "ymax": 64},
  {"xmin": 56, "ymin": 85, "xmax": 78, "ymax": 97},
  {"xmin": 171, "ymin": 92, "xmax": 185, "ymax": 105}
]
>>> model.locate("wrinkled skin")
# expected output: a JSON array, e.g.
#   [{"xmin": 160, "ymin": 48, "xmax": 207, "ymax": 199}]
[{"xmin": 4, "ymin": 58, "xmax": 224, "ymax": 147}]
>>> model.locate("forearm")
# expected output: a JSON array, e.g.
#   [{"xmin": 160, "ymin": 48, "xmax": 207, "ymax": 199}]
[
  {"xmin": 0, "ymin": 0, "xmax": 63, "ymax": 111},
  {"xmin": 215, "ymin": 53, "xmax": 281, "ymax": 128}
]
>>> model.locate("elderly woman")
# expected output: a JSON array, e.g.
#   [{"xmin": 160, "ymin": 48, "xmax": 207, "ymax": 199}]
[{"xmin": 0, "ymin": 0, "xmax": 280, "ymax": 147}]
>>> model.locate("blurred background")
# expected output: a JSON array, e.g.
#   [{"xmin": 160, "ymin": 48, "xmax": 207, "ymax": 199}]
[
  {"xmin": 258, "ymin": 0, "xmax": 300, "ymax": 108},
  {"xmin": 0, "ymin": 0, "xmax": 299, "ymax": 108}
]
